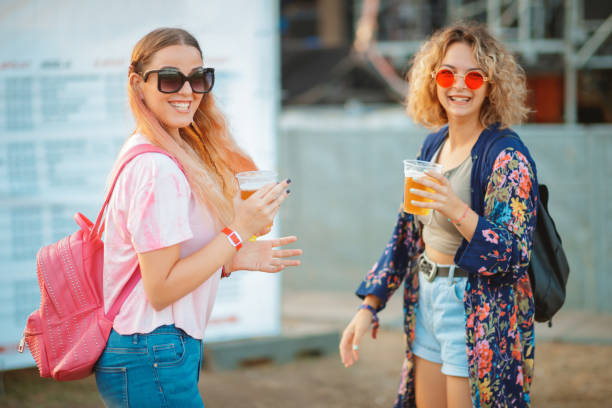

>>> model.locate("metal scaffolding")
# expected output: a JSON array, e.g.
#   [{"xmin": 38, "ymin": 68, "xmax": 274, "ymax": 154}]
[{"xmin": 354, "ymin": 0, "xmax": 612, "ymax": 123}]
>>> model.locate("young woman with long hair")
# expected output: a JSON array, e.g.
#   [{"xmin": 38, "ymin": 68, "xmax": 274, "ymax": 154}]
[
  {"xmin": 95, "ymin": 27, "xmax": 302, "ymax": 407},
  {"xmin": 340, "ymin": 22, "xmax": 537, "ymax": 408}
]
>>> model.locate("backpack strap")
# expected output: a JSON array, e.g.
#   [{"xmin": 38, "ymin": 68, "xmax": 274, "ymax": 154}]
[
  {"xmin": 92, "ymin": 144, "xmax": 185, "ymax": 320},
  {"xmin": 90, "ymin": 144, "xmax": 184, "ymax": 240},
  {"xmin": 481, "ymin": 130, "xmax": 519, "ymax": 170},
  {"xmin": 106, "ymin": 266, "xmax": 143, "ymax": 320}
]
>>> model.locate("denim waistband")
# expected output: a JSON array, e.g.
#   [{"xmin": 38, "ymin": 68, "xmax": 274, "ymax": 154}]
[
  {"xmin": 118, "ymin": 324, "xmax": 190, "ymax": 345},
  {"xmin": 148, "ymin": 324, "xmax": 187, "ymax": 335}
]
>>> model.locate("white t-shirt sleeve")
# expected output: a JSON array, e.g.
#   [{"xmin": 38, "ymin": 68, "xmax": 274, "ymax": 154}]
[{"xmin": 125, "ymin": 153, "xmax": 193, "ymax": 253}]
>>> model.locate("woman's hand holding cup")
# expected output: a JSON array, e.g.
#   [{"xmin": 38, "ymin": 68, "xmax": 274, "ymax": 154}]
[
  {"xmin": 409, "ymin": 170, "xmax": 465, "ymax": 221},
  {"xmin": 229, "ymin": 178, "xmax": 291, "ymax": 240}
]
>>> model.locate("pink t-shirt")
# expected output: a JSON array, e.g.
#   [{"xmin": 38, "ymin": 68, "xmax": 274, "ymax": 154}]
[{"xmin": 103, "ymin": 133, "xmax": 221, "ymax": 339}]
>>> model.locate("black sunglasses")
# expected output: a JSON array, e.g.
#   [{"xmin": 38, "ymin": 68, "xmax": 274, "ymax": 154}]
[{"xmin": 142, "ymin": 67, "xmax": 215, "ymax": 94}]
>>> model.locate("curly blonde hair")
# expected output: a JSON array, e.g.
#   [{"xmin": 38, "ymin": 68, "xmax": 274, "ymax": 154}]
[{"xmin": 406, "ymin": 22, "xmax": 529, "ymax": 130}]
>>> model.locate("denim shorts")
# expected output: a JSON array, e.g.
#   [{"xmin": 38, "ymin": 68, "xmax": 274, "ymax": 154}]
[
  {"xmin": 412, "ymin": 270, "xmax": 469, "ymax": 377},
  {"xmin": 95, "ymin": 324, "xmax": 204, "ymax": 408}
]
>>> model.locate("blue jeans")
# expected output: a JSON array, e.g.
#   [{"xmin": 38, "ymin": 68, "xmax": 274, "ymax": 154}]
[{"xmin": 95, "ymin": 325, "xmax": 204, "ymax": 408}]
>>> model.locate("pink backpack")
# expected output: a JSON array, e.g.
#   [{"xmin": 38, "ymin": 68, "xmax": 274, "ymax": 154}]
[{"xmin": 18, "ymin": 144, "xmax": 182, "ymax": 381}]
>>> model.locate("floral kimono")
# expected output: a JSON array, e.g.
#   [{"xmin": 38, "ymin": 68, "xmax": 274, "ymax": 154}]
[{"xmin": 357, "ymin": 123, "xmax": 538, "ymax": 407}]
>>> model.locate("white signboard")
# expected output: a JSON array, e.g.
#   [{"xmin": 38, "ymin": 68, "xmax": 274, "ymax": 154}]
[{"xmin": 0, "ymin": 0, "xmax": 280, "ymax": 371}]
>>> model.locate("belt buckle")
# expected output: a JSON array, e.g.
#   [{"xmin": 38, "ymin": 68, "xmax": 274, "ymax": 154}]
[{"xmin": 418, "ymin": 255, "xmax": 437, "ymax": 282}]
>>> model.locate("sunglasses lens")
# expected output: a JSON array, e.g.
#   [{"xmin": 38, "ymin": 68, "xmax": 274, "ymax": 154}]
[
  {"xmin": 465, "ymin": 72, "xmax": 484, "ymax": 89},
  {"xmin": 188, "ymin": 70, "xmax": 214, "ymax": 93},
  {"xmin": 204, "ymin": 70, "xmax": 214, "ymax": 92},
  {"xmin": 436, "ymin": 69, "xmax": 454, "ymax": 88},
  {"xmin": 158, "ymin": 71, "xmax": 183, "ymax": 93},
  {"xmin": 187, "ymin": 72, "xmax": 205, "ymax": 93}
]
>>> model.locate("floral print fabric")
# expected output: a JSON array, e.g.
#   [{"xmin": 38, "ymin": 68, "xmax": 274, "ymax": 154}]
[{"xmin": 357, "ymin": 125, "xmax": 537, "ymax": 407}]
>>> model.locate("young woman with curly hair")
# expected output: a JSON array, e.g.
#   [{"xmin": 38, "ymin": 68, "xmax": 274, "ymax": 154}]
[{"xmin": 340, "ymin": 22, "xmax": 537, "ymax": 408}]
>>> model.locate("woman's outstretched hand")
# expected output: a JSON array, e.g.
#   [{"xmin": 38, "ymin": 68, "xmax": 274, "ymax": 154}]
[
  {"xmin": 339, "ymin": 308, "xmax": 373, "ymax": 368},
  {"xmin": 224, "ymin": 236, "xmax": 302, "ymax": 274}
]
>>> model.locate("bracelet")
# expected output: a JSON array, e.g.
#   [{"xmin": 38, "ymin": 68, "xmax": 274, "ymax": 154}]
[
  {"xmin": 449, "ymin": 204, "xmax": 470, "ymax": 225},
  {"xmin": 359, "ymin": 304, "xmax": 380, "ymax": 339},
  {"xmin": 222, "ymin": 227, "xmax": 243, "ymax": 251}
]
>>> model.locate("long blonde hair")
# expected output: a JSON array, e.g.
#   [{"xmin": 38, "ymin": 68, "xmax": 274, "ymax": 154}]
[
  {"xmin": 126, "ymin": 27, "xmax": 256, "ymax": 226},
  {"xmin": 406, "ymin": 22, "xmax": 529, "ymax": 130}
]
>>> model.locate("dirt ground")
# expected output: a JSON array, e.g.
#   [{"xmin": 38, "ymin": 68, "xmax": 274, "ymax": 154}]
[{"xmin": 2, "ymin": 329, "xmax": 611, "ymax": 408}]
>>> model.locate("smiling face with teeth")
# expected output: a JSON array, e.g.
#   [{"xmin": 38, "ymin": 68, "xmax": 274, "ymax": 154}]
[
  {"xmin": 136, "ymin": 44, "xmax": 204, "ymax": 138},
  {"xmin": 436, "ymin": 41, "xmax": 489, "ymax": 126}
]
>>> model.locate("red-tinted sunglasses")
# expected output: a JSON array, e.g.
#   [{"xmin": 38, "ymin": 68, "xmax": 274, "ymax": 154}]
[{"xmin": 432, "ymin": 68, "xmax": 489, "ymax": 90}]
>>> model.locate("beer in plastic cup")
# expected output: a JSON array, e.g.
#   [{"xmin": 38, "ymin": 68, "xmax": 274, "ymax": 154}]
[
  {"xmin": 235, "ymin": 170, "xmax": 278, "ymax": 239},
  {"xmin": 236, "ymin": 170, "xmax": 278, "ymax": 197},
  {"xmin": 403, "ymin": 160, "xmax": 443, "ymax": 216}
]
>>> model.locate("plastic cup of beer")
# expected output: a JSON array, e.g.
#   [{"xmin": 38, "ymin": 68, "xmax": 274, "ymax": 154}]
[
  {"xmin": 236, "ymin": 170, "xmax": 278, "ymax": 240},
  {"xmin": 403, "ymin": 160, "xmax": 443, "ymax": 216}
]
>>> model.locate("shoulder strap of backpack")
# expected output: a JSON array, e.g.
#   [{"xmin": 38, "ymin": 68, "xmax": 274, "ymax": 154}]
[
  {"xmin": 90, "ymin": 144, "xmax": 184, "ymax": 240},
  {"xmin": 481, "ymin": 130, "xmax": 519, "ymax": 165}
]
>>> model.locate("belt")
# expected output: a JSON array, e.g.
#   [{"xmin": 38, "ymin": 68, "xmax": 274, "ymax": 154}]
[{"xmin": 417, "ymin": 253, "xmax": 468, "ymax": 282}]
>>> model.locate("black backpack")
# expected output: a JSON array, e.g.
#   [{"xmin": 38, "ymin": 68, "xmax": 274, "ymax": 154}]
[
  {"xmin": 528, "ymin": 183, "xmax": 570, "ymax": 323},
  {"xmin": 485, "ymin": 133, "xmax": 570, "ymax": 324}
]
